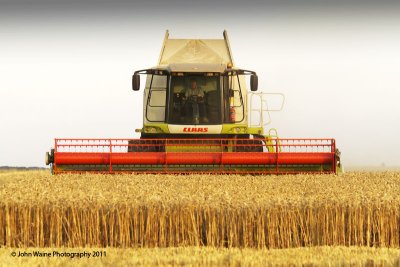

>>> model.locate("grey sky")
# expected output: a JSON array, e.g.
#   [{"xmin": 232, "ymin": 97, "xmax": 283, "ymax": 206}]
[{"xmin": 1, "ymin": 0, "xmax": 399, "ymax": 167}]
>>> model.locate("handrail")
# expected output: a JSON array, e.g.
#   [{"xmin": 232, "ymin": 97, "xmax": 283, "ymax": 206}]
[{"xmin": 249, "ymin": 92, "xmax": 285, "ymax": 127}]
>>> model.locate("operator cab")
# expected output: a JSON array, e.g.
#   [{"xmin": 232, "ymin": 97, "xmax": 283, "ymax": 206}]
[
  {"xmin": 169, "ymin": 74, "xmax": 221, "ymax": 124},
  {"xmin": 132, "ymin": 64, "xmax": 258, "ymax": 126}
]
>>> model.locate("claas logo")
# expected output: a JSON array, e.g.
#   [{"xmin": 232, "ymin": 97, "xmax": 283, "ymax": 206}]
[{"xmin": 183, "ymin": 128, "xmax": 209, "ymax": 133}]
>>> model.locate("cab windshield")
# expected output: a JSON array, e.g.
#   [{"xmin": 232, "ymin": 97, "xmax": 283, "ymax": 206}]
[{"xmin": 168, "ymin": 75, "xmax": 222, "ymax": 125}]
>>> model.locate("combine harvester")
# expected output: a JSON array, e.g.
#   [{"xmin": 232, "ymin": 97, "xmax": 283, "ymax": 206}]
[{"xmin": 46, "ymin": 31, "xmax": 342, "ymax": 174}]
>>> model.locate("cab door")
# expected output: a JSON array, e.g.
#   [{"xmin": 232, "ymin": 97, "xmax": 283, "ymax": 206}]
[{"xmin": 144, "ymin": 74, "xmax": 168, "ymax": 123}]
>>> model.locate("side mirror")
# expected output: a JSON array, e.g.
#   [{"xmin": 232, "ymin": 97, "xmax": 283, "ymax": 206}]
[
  {"xmin": 250, "ymin": 74, "xmax": 258, "ymax": 91},
  {"xmin": 132, "ymin": 74, "xmax": 140, "ymax": 91}
]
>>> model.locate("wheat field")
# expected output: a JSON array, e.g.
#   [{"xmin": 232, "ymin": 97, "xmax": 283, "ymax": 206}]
[
  {"xmin": 0, "ymin": 170, "xmax": 399, "ymax": 249},
  {"xmin": 1, "ymin": 246, "xmax": 399, "ymax": 267}
]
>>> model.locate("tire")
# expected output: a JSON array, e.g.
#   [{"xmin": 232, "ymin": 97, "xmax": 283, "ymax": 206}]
[
  {"xmin": 128, "ymin": 139, "xmax": 164, "ymax": 152},
  {"xmin": 235, "ymin": 138, "xmax": 263, "ymax": 152},
  {"xmin": 128, "ymin": 140, "xmax": 141, "ymax": 152}
]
